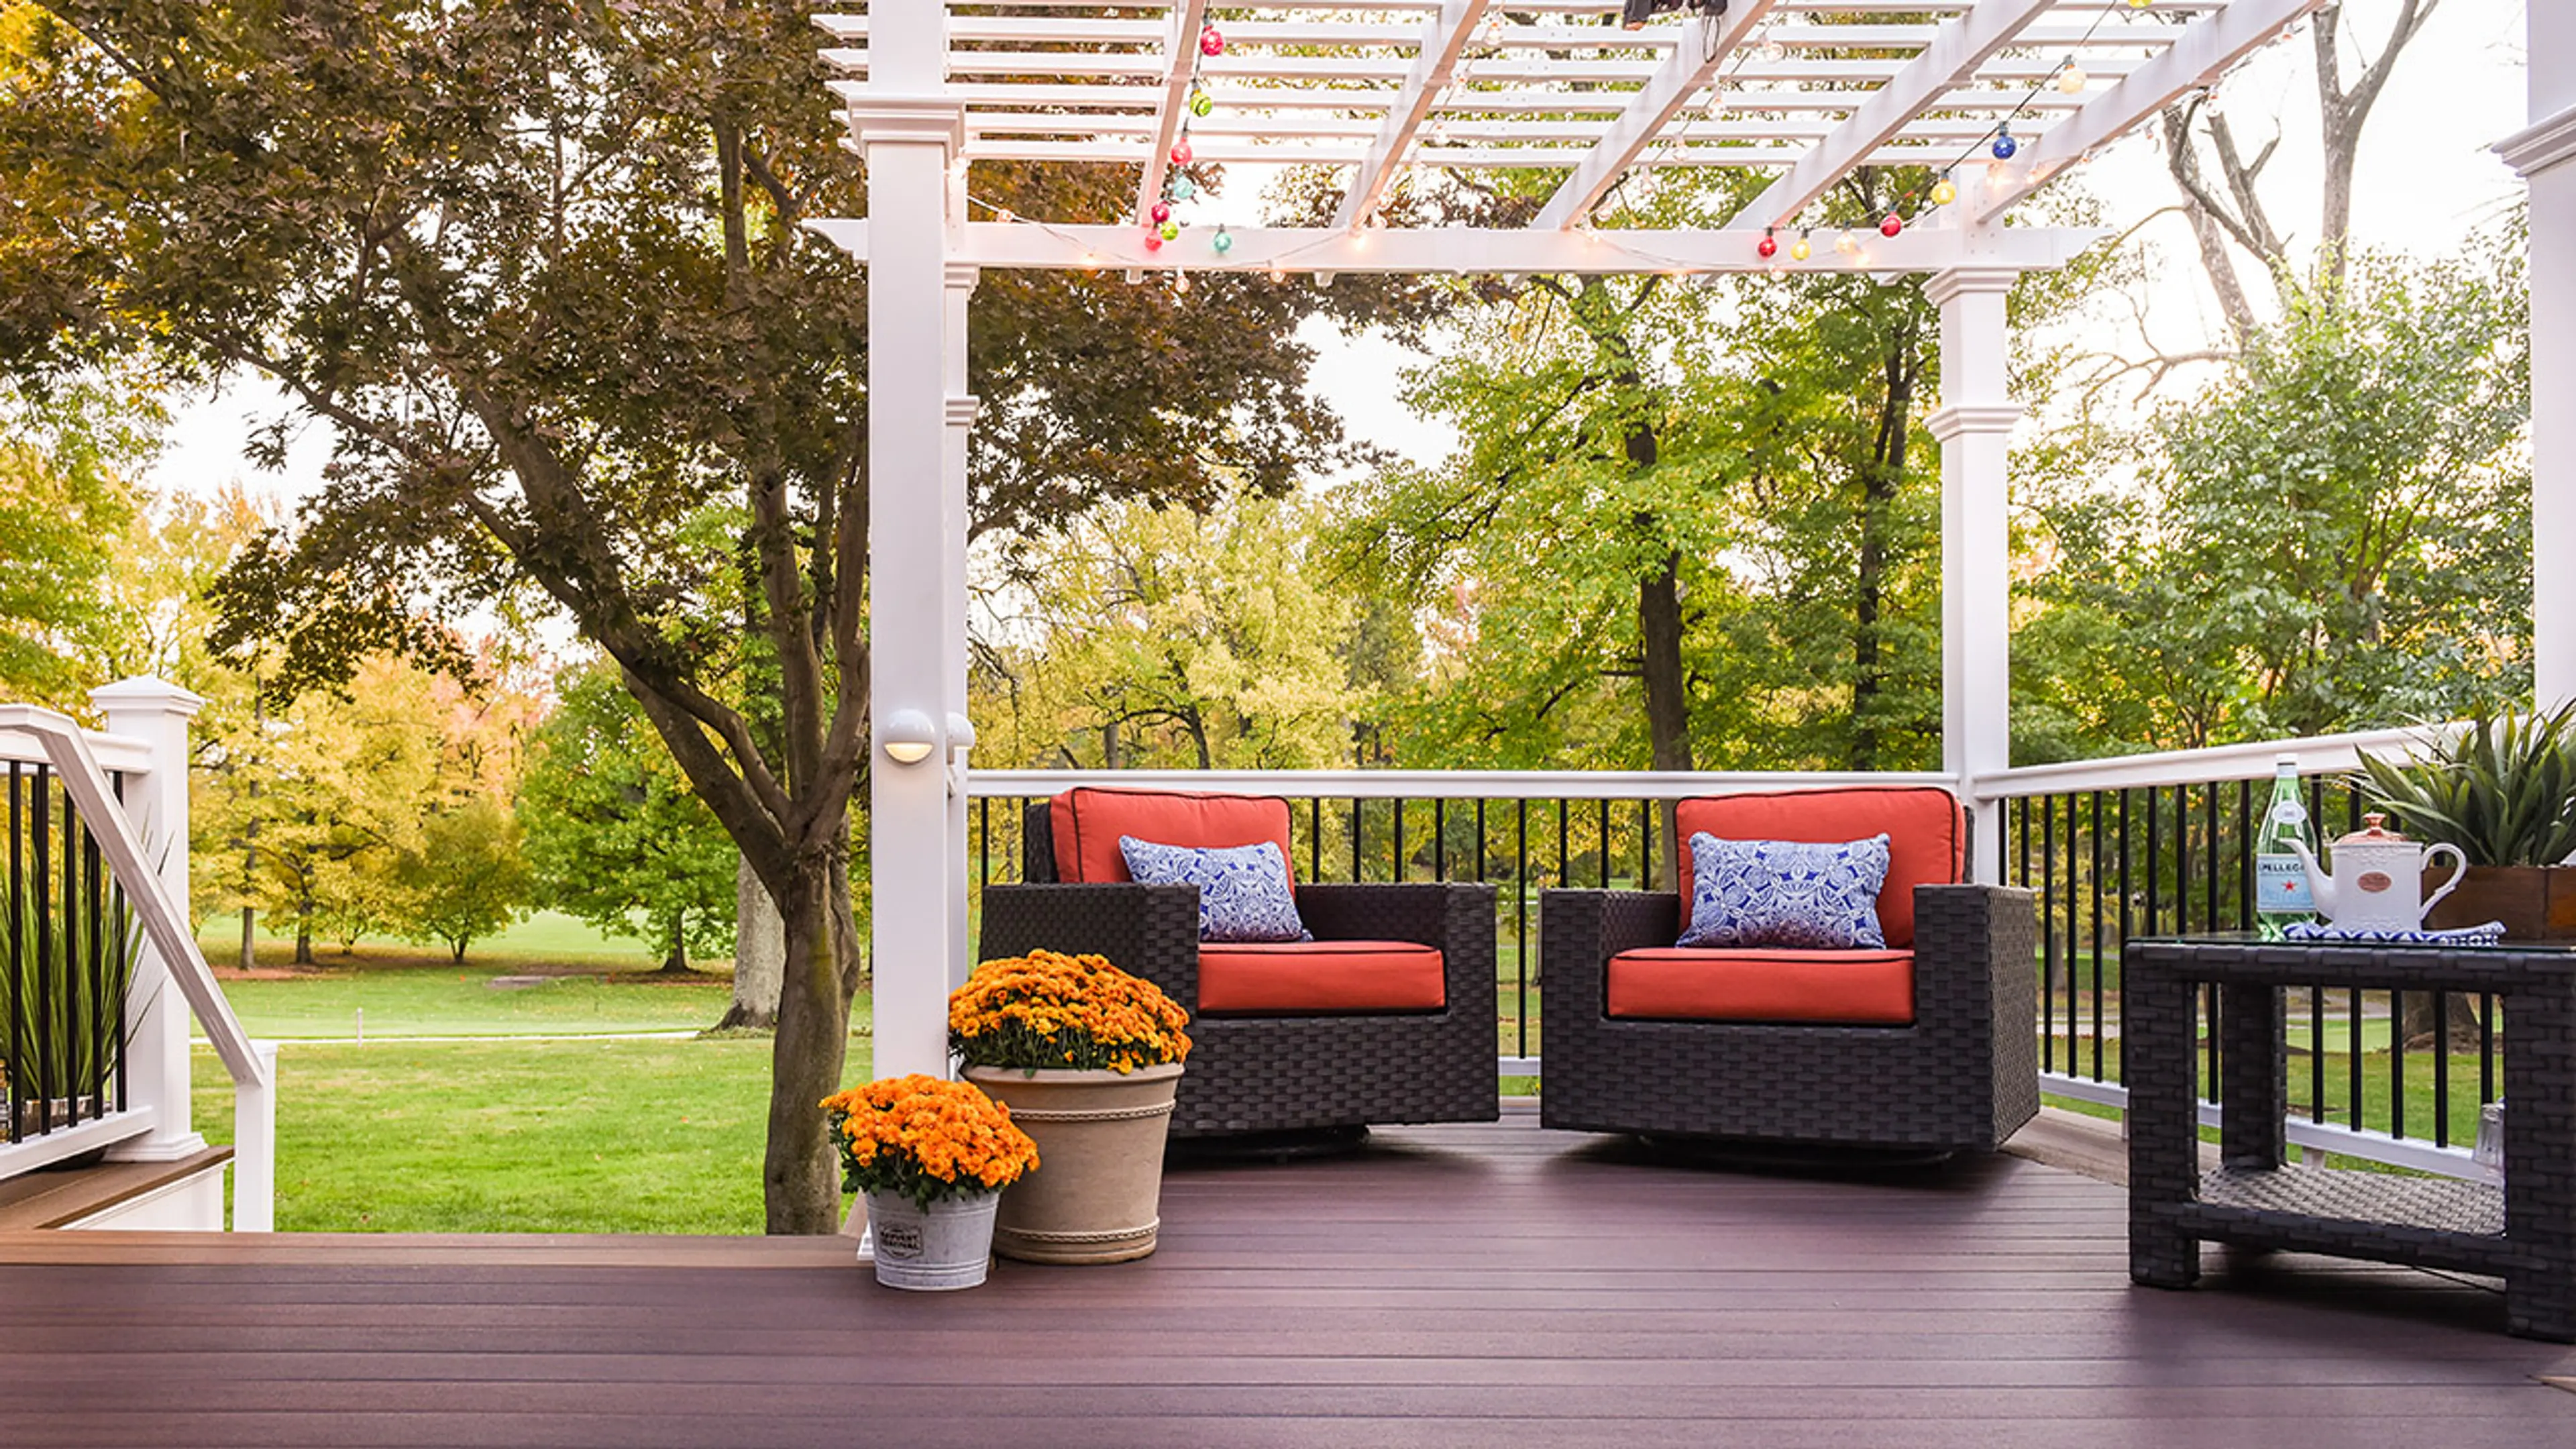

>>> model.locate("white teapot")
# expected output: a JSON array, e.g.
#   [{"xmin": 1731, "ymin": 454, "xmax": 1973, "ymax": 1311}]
[{"xmin": 2285, "ymin": 814, "xmax": 2467, "ymax": 932}]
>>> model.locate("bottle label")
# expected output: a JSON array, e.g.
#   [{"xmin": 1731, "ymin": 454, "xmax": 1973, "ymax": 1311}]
[
  {"xmin": 2256, "ymin": 854, "xmax": 2313, "ymax": 912},
  {"xmin": 2270, "ymin": 798, "xmax": 2308, "ymax": 826}
]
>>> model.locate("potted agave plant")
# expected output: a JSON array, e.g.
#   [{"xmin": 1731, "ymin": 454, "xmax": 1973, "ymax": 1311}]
[
  {"xmin": 2353, "ymin": 700, "xmax": 2576, "ymax": 941},
  {"xmin": 950, "ymin": 950, "xmax": 1191, "ymax": 1264},
  {"xmin": 821, "ymin": 1073, "xmax": 1038, "ymax": 1291}
]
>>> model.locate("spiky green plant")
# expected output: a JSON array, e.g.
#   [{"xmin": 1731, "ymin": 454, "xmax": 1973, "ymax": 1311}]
[
  {"xmin": 2352, "ymin": 701, "xmax": 2576, "ymax": 867},
  {"xmin": 3, "ymin": 823, "xmax": 144, "ymax": 1136}
]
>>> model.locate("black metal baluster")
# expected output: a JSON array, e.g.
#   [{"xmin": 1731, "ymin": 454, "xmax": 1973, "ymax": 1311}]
[
  {"xmin": 2204, "ymin": 783, "xmax": 2220, "ymax": 932},
  {"xmin": 109, "ymin": 772, "xmax": 127, "ymax": 1114},
  {"xmin": 2390, "ymin": 989, "xmax": 2406, "ymax": 1140},
  {"xmin": 2432, "ymin": 992, "xmax": 2451, "ymax": 1147},
  {"xmin": 2065, "ymin": 792, "xmax": 2080, "ymax": 1075},
  {"xmin": 1516, "ymin": 799, "xmax": 1530, "ymax": 1062},
  {"xmin": 80, "ymin": 812, "xmax": 103, "ymax": 1128},
  {"xmin": 2235, "ymin": 778, "xmax": 2255, "ymax": 929},
  {"xmin": 1599, "ymin": 798, "xmax": 1611, "ymax": 888},
  {"xmin": 977, "ymin": 797, "xmax": 990, "ymax": 890},
  {"xmin": 2041, "ymin": 790, "xmax": 2057, "ymax": 1073},
  {"xmin": 7, "ymin": 762, "xmax": 20, "ymax": 1142},
  {"xmin": 1393, "ymin": 798, "xmax": 1407, "ymax": 884},
  {"xmin": 1638, "ymin": 800, "xmax": 1654, "ymax": 891},
  {"xmin": 32, "ymin": 768, "xmax": 54, "ymax": 1126},
  {"xmin": 1433, "ymin": 800, "xmax": 1446, "ymax": 882},
  {"xmin": 1310, "ymin": 798, "xmax": 1323, "ymax": 882},
  {"xmin": 1350, "ymin": 797, "xmax": 1363, "ymax": 883},
  {"xmin": 2089, "ymin": 790, "xmax": 2104, "ymax": 1082},
  {"xmin": 2479, "ymin": 993, "xmax": 2496, "ymax": 1104},
  {"xmin": 1556, "ymin": 798, "xmax": 1569, "ymax": 892},
  {"xmin": 2108, "ymin": 790, "xmax": 2127, "ymax": 1083}
]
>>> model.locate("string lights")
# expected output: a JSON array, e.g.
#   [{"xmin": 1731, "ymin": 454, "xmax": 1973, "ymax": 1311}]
[{"xmin": 1748, "ymin": 0, "xmax": 2157, "ymax": 262}]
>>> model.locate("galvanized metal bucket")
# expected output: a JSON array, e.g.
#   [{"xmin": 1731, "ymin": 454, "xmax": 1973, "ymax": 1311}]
[{"xmin": 863, "ymin": 1190, "xmax": 1000, "ymax": 1291}]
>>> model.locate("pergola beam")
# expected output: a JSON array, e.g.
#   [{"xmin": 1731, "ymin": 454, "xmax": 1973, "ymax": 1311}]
[
  {"xmin": 1136, "ymin": 0, "xmax": 1214, "ymax": 225},
  {"xmin": 1729, "ymin": 0, "xmax": 2057, "ymax": 234},
  {"xmin": 1532, "ymin": 0, "xmax": 1782, "ymax": 230},
  {"xmin": 1972, "ymin": 0, "xmax": 2332, "ymax": 222},
  {"xmin": 808, "ymin": 217, "xmax": 2105, "ymax": 277},
  {"xmin": 1332, "ymin": 0, "xmax": 1494, "ymax": 230}
]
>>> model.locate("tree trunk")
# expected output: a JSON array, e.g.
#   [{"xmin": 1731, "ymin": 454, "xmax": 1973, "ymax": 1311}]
[
  {"xmin": 716, "ymin": 853, "xmax": 785, "ymax": 1032},
  {"xmin": 1851, "ymin": 332, "xmax": 1915, "ymax": 771},
  {"xmin": 1629, "ymin": 406, "xmax": 1692, "ymax": 890},
  {"xmin": 763, "ymin": 849, "xmax": 863, "ymax": 1234},
  {"xmin": 238, "ymin": 907, "xmax": 255, "ymax": 972},
  {"xmin": 293, "ymin": 920, "xmax": 314, "ymax": 967},
  {"xmin": 449, "ymin": 937, "xmax": 468, "ymax": 965},
  {"xmin": 659, "ymin": 912, "xmax": 690, "ymax": 975}
]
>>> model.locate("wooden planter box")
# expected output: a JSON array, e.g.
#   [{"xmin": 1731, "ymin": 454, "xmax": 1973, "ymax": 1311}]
[{"xmin": 2424, "ymin": 864, "xmax": 2576, "ymax": 941}]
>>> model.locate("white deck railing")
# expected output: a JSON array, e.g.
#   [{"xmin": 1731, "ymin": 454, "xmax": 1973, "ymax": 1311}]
[
  {"xmin": 0, "ymin": 700, "xmax": 276, "ymax": 1230},
  {"xmin": 974, "ymin": 739, "xmax": 2497, "ymax": 1183}
]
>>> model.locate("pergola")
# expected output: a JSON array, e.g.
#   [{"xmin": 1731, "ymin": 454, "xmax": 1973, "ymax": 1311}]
[{"xmin": 815, "ymin": 1, "xmax": 2573, "ymax": 1083}]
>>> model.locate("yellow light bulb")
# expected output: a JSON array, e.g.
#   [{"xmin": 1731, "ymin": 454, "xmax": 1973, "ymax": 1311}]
[
  {"xmin": 1931, "ymin": 177, "xmax": 1957, "ymax": 207},
  {"xmin": 1788, "ymin": 236, "xmax": 1811, "ymax": 261}
]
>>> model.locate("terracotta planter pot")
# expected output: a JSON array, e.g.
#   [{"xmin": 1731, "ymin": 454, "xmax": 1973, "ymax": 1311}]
[
  {"xmin": 2423, "ymin": 863, "xmax": 2576, "ymax": 941},
  {"xmin": 964, "ymin": 1062, "xmax": 1181, "ymax": 1265}
]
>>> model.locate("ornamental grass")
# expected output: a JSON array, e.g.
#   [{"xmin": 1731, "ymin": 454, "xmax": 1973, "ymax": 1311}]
[
  {"xmin": 820, "ymin": 1074, "xmax": 1039, "ymax": 1210},
  {"xmin": 949, "ymin": 949, "xmax": 1192, "ymax": 1074}
]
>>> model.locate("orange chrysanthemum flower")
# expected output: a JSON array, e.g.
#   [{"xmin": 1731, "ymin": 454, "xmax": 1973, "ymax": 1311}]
[
  {"xmin": 949, "ymin": 950, "xmax": 1192, "ymax": 1074},
  {"xmin": 820, "ymin": 1074, "xmax": 1038, "ymax": 1210}
]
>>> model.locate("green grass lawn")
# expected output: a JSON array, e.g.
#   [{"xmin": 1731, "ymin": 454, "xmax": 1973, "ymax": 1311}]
[
  {"xmin": 202, "ymin": 963, "xmax": 750, "ymax": 1040},
  {"xmin": 201, "ymin": 907, "xmax": 667, "ymax": 969},
  {"xmin": 193, "ymin": 1030, "xmax": 875, "ymax": 1233}
]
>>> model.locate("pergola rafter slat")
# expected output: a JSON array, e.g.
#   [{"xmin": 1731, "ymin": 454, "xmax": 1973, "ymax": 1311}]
[
  {"xmin": 1532, "ymin": 0, "xmax": 1782, "ymax": 230},
  {"xmin": 1729, "ymin": 0, "xmax": 2058, "ymax": 234},
  {"xmin": 1332, "ymin": 0, "xmax": 1495, "ymax": 230},
  {"xmin": 1136, "ymin": 0, "xmax": 1214, "ymax": 227},
  {"xmin": 1972, "ymin": 0, "xmax": 2332, "ymax": 221}
]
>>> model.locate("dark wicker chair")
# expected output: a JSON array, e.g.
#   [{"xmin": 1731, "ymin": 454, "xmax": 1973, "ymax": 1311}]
[
  {"xmin": 1539, "ymin": 788, "xmax": 2038, "ymax": 1154},
  {"xmin": 979, "ymin": 798, "xmax": 1499, "ymax": 1139}
]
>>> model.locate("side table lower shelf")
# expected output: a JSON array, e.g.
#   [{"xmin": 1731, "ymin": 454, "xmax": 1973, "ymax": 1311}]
[{"xmin": 2147, "ymin": 1165, "xmax": 2510, "ymax": 1280}]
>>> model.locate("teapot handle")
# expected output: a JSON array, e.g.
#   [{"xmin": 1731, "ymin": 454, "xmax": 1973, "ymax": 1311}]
[{"xmin": 2420, "ymin": 843, "xmax": 2469, "ymax": 918}]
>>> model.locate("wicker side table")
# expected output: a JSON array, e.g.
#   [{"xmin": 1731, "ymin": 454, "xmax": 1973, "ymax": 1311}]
[{"xmin": 2123, "ymin": 936, "xmax": 2576, "ymax": 1342}]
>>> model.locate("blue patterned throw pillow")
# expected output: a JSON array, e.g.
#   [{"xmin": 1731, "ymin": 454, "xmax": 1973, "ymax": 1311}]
[
  {"xmin": 1677, "ymin": 832, "xmax": 1891, "ymax": 950},
  {"xmin": 1118, "ymin": 837, "xmax": 1313, "ymax": 944}
]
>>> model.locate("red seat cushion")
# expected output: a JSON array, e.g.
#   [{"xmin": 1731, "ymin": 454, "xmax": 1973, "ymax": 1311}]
[
  {"xmin": 1607, "ymin": 947, "xmax": 1915, "ymax": 1025},
  {"xmin": 1051, "ymin": 788, "xmax": 1298, "ymax": 886},
  {"xmin": 1197, "ymin": 941, "xmax": 1446, "ymax": 1016},
  {"xmin": 1675, "ymin": 788, "xmax": 1962, "ymax": 949}
]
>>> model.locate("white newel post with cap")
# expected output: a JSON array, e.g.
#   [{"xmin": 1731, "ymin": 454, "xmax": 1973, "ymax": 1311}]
[
  {"xmin": 91, "ymin": 676, "xmax": 209, "ymax": 1164},
  {"xmin": 854, "ymin": 0, "xmax": 965, "ymax": 1081},
  {"xmin": 2506, "ymin": 3, "xmax": 2576, "ymax": 708},
  {"xmin": 943, "ymin": 259, "xmax": 979, "ymax": 998},
  {"xmin": 1929, "ymin": 261, "xmax": 2021, "ymax": 888}
]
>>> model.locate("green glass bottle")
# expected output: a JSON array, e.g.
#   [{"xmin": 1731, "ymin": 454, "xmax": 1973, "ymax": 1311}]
[{"xmin": 2253, "ymin": 753, "xmax": 2316, "ymax": 939}]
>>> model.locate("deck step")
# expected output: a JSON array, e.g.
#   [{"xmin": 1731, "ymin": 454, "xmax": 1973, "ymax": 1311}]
[{"xmin": 0, "ymin": 1146, "xmax": 233, "ymax": 1230}]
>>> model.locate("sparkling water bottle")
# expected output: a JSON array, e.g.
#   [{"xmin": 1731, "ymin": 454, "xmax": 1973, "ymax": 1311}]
[{"xmin": 2253, "ymin": 753, "xmax": 2316, "ymax": 939}]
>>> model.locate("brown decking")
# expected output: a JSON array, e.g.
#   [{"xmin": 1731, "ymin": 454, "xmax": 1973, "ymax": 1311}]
[{"xmin": 1, "ymin": 1106, "xmax": 2568, "ymax": 1448}]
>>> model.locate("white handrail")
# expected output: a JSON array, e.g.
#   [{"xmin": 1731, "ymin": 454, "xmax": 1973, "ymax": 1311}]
[
  {"xmin": 1970, "ymin": 724, "xmax": 2458, "ymax": 800},
  {"xmin": 0, "ymin": 722, "xmax": 157, "ymax": 776},
  {"xmin": 967, "ymin": 767, "xmax": 1958, "ymax": 801}
]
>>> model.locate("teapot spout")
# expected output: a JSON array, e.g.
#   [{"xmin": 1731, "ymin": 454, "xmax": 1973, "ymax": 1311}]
[{"xmin": 2286, "ymin": 837, "xmax": 2335, "ymax": 916}]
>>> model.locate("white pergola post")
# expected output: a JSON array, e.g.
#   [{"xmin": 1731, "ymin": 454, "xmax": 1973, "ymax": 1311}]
[
  {"xmin": 853, "ymin": 3, "xmax": 965, "ymax": 1080},
  {"xmin": 1928, "ymin": 266, "xmax": 2021, "ymax": 887},
  {"xmin": 2506, "ymin": 5, "xmax": 2576, "ymax": 707},
  {"xmin": 943, "ymin": 262, "xmax": 979, "ymax": 995},
  {"xmin": 91, "ymin": 676, "xmax": 209, "ymax": 1161}
]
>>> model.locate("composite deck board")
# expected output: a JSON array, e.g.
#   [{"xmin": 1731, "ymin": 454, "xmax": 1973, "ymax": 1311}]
[{"xmin": 0, "ymin": 1107, "xmax": 2568, "ymax": 1448}]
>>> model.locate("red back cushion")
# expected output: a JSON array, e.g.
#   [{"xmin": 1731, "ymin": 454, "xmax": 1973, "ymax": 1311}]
[
  {"xmin": 1673, "ymin": 788, "xmax": 1964, "ymax": 949},
  {"xmin": 1050, "ymin": 788, "xmax": 1299, "ymax": 885}
]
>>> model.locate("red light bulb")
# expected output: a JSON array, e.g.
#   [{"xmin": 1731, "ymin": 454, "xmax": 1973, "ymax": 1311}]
[{"xmin": 1880, "ymin": 212, "xmax": 1904, "ymax": 238}]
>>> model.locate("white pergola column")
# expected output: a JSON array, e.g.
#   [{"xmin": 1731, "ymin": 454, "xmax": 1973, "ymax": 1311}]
[
  {"xmin": 942, "ymin": 262, "xmax": 979, "ymax": 996},
  {"xmin": 2505, "ymin": 6, "xmax": 2576, "ymax": 706},
  {"xmin": 91, "ymin": 676, "xmax": 209, "ymax": 1161},
  {"xmin": 852, "ymin": 3, "xmax": 965, "ymax": 1080},
  {"xmin": 1927, "ymin": 267, "xmax": 2023, "ymax": 887}
]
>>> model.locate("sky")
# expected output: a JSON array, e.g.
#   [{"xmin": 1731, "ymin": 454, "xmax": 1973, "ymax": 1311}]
[{"xmin": 146, "ymin": 0, "xmax": 2534, "ymax": 500}]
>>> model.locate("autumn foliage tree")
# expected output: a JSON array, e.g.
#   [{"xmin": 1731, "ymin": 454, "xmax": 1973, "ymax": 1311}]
[{"xmin": 1, "ymin": 2, "xmax": 1379, "ymax": 1230}]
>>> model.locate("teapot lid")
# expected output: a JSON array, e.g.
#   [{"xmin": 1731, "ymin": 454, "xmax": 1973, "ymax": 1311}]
[{"xmin": 2330, "ymin": 812, "xmax": 2410, "ymax": 849}]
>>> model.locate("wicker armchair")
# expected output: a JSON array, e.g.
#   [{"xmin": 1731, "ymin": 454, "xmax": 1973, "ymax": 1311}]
[
  {"xmin": 1538, "ymin": 788, "xmax": 2038, "ymax": 1153},
  {"xmin": 978, "ymin": 795, "xmax": 1499, "ymax": 1139}
]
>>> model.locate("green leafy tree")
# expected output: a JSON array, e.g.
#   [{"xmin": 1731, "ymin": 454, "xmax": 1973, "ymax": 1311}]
[
  {"xmin": 2016, "ymin": 246, "xmax": 2530, "ymax": 756},
  {"xmin": 2, "ymin": 2, "xmax": 1383, "ymax": 1229},
  {"xmin": 978, "ymin": 495, "xmax": 1367, "ymax": 771},
  {"xmin": 390, "ymin": 796, "xmax": 531, "ymax": 964},
  {"xmin": 519, "ymin": 658, "xmax": 739, "ymax": 977},
  {"xmin": 0, "ymin": 377, "xmax": 148, "ymax": 706}
]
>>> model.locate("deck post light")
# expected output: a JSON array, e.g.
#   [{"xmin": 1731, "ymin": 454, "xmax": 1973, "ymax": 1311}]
[{"xmin": 881, "ymin": 709, "xmax": 939, "ymax": 765}]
